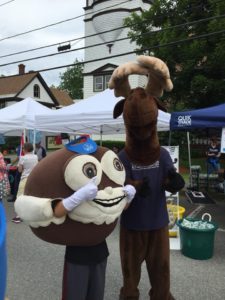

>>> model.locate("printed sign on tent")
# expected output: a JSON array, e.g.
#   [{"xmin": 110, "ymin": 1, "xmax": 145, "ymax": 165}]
[{"xmin": 221, "ymin": 127, "xmax": 225, "ymax": 153}]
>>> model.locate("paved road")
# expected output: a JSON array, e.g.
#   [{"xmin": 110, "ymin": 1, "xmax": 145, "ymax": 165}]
[{"xmin": 3, "ymin": 195, "xmax": 225, "ymax": 300}]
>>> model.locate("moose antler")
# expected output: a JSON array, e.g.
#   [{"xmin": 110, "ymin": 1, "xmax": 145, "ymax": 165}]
[{"xmin": 108, "ymin": 55, "xmax": 173, "ymax": 98}]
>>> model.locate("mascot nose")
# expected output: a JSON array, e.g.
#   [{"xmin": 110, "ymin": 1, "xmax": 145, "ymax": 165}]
[{"xmin": 104, "ymin": 187, "xmax": 113, "ymax": 194}]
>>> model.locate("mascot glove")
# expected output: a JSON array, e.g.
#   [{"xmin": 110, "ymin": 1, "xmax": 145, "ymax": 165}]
[
  {"xmin": 123, "ymin": 184, "xmax": 136, "ymax": 203},
  {"xmin": 15, "ymin": 195, "xmax": 53, "ymax": 222},
  {"xmin": 164, "ymin": 168, "xmax": 185, "ymax": 194},
  {"xmin": 63, "ymin": 177, "xmax": 98, "ymax": 211}
]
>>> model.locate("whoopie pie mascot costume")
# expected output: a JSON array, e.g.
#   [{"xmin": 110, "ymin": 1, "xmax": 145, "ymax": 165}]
[{"xmin": 15, "ymin": 136, "xmax": 136, "ymax": 300}]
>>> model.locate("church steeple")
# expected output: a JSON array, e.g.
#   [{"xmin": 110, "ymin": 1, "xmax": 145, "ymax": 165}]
[{"xmin": 83, "ymin": 0, "xmax": 152, "ymax": 98}]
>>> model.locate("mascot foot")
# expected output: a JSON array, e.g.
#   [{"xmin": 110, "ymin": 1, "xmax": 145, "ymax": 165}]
[
  {"xmin": 119, "ymin": 296, "xmax": 139, "ymax": 300},
  {"xmin": 119, "ymin": 291, "xmax": 139, "ymax": 300}
]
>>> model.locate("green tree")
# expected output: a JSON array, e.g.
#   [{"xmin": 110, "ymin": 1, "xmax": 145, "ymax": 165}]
[
  {"xmin": 124, "ymin": 0, "xmax": 225, "ymax": 110},
  {"xmin": 58, "ymin": 59, "xmax": 84, "ymax": 99}
]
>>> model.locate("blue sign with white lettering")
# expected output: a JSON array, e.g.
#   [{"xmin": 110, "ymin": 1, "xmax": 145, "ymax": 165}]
[{"xmin": 170, "ymin": 103, "xmax": 225, "ymax": 130}]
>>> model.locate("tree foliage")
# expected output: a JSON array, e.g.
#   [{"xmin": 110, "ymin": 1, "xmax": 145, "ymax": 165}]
[
  {"xmin": 58, "ymin": 59, "xmax": 84, "ymax": 99},
  {"xmin": 124, "ymin": 0, "xmax": 225, "ymax": 110}
]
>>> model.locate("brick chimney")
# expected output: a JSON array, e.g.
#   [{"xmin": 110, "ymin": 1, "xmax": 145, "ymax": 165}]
[{"xmin": 18, "ymin": 64, "xmax": 25, "ymax": 75}]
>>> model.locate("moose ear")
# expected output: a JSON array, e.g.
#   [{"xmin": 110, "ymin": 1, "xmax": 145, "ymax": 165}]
[
  {"xmin": 154, "ymin": 97, "xmax": 167, "ymax": 112},
  {"xmin": 113, "ymin": 99, "xmax": 126, "ymax": 119}
]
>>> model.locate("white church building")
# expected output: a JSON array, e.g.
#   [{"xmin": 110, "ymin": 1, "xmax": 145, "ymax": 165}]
[{"xmin": 83, "ymin": 0, "xmax": 152, "ymax": 99}]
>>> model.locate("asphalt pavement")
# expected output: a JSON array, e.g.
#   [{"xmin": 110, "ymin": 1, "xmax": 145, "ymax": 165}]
[{"xmin": 3, "ymin": 192, "xmax": 225, "ymax": 300}]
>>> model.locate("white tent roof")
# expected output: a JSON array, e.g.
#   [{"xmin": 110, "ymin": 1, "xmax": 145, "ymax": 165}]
[
  {"xmin": 35, "ymin": 89, "xmax": 171, "ymax": 135},
  {"xmin": 0, "ymin": 98, "xmax": 51, "ymax": 136}
]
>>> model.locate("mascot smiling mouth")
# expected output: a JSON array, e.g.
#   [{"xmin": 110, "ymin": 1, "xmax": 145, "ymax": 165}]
[{"xmin": 93, "ymin": 195, "xmax": 126, "ymax": 207}]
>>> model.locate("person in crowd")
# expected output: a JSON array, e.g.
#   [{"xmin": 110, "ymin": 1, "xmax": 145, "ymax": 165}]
[
  {"xmin": 0, "ymin": 149, "xmax": 10, "ymax": 202},
  {"xmin": 206, "ymin": 137, "xmax": 221, "ymax": 174},
  {"xmin": 12, "ymin": 143, "xmax": 38, "ymax": 223},
  {"xmin": 112, "ymin": 146, "xmax": 119, "ymax": 154},
  {"xmin": 9, "ymin": 144, "xmax": 23, "ymax": 202},
  {"xmin": 35, "ymin": 142, "xmax": 47, "ymax": 161}
]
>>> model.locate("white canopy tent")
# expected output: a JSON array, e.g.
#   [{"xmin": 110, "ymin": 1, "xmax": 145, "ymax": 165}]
[
  {"xmin": 35, "ymin": 89, "xmax": 171, "ymax": 138},
  {"xmin": 0, "ymin": 97, "xmax": 52, "ymax": 136}
]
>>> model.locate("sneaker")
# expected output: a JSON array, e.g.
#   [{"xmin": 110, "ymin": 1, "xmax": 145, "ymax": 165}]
[{"xmin": 11, "ymin": 216, "xmax": 22, "ymax": 223}]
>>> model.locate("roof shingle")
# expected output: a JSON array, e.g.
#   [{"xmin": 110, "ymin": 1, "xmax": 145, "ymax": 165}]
[{"xmin": 0, "ymin": 73, "xmax": 37, "ymax": 95}]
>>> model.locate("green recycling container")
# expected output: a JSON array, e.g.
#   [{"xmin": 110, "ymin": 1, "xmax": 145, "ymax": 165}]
[{"xmin": 177, "ymin": 217, "xmax": 218, "ymax": 260}]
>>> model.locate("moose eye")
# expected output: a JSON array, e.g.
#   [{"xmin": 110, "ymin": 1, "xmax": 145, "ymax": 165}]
[{"xmin": 83, "ymin": 163, "xmax": 97, "ymax": 178}]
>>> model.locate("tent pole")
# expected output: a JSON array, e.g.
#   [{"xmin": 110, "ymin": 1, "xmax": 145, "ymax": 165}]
[
  {"xmin": 33, "ymin": 129, "xmax": 36, "ymax": 154},
  {"xmin": 168, "ymin": 131, "xmax": 171, "ymax": 146},
  {"xmin": 100, "ymin": 125, "xmax": 103, "ymax": 146},
  {"xmin": 187, "ymin": 131, "xmax": 192, "ymax": 188}
]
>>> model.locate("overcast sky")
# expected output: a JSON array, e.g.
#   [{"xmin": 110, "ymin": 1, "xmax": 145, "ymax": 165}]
[{"xmin": 0, "ymin": 0, "xmax": 85, "ymax": 86}]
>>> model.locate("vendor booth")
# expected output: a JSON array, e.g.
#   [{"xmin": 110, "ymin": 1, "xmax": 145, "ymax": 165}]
[
  {"xmin": 170, "ymin": 103, "xmax": 225, "ymax": 192},
  {"xmin": 35, "ymin": 89, "xmax": 171, "ymax": 139},
  {"xmin": 0, "ymin": 97, "xmax": 52, "ymax": 136}
]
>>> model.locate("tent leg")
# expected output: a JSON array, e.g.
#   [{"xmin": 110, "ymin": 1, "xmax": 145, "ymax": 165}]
[
  {"xmin": 168, "ymin": 131, "xmax": 171, "ymax": 146},
  {"xmin": 187, "ymin": 132, "xmax": 192, "ymax": 188},
  {"xmin": 33, "ymin": 129, "xmax": 36, "ymax": 154},
  {"xmin": 100, "ymin": 125, "xmax": 103, "ymax": 146}
]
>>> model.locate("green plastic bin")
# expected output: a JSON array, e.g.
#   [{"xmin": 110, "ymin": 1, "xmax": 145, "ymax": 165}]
[{"xmin": 177, "ymin": 214, "xmax": 218, "ymax": 260}]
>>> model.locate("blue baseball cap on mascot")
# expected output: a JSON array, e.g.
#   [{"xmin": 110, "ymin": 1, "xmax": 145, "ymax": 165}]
[{"xmin": 65, "ymin": 136, "xmax": 97, "ymax": 154}]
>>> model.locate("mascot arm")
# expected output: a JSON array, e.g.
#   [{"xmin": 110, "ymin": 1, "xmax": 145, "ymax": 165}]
[
  {"xmin": 53, "ymin": 177, "xmax": 98, "ymax": 218},
  {"xmin": 15, "ymin": 195, "xmax": 54, "ymax": 222},
  {"xmin": 125, "ymin": 178, "xmax": 150, "ymax": 197},
  {"xmin": 15, "ymin": 195, "xmax": 66, "ymax": 227},
  {"xmin": 163, "ymin": 168, "xmax": 185, "ymax": 194}
]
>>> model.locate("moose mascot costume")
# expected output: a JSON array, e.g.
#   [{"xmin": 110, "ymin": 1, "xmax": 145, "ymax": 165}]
[
  {"xmin": 109, "ymin": 55, "xmax": 185, "ymax": 300},
  {"xmin": 15, "ymin": 136, "xmax": 136, "ymax": 300}
]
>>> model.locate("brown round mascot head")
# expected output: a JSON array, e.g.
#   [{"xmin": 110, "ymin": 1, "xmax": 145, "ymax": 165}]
[{"xmin": 15, "ymin": 137, "xmax": 128, "ymax": 246}]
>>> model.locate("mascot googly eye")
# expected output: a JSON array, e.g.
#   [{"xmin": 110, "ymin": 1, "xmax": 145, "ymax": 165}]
[{"xmin": 15, "ymin": 136, "xmax": 130, "ymax": 246}]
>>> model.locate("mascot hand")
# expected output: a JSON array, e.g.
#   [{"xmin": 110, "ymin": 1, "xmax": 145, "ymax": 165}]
[
  {"xmin": 139, "ymin": 177, "xmax": 151, "ymax": 197},
  {"xmin": 15, "ymin": 195, "xmax": 53, "ymax": 222},
  {"xmin": 123, "ymin": 184, "xmax": 136, "ymax": 203},
  {"xmin": 164, "ymin": 168, "xmax": 185, "ymax": 194},
  {"xmin": 63, "ymin": 177, "xmax": 98, "ymax": 211}
]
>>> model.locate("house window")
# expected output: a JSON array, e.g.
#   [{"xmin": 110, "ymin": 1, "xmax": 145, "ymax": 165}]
[
  {"xmin": 94, "ymin": 74, "xmax": 111, "ymax": 92},
  {"xmin": 94, "ymin": 76, "xmax": 103, "ymax": 92},
  {"xmin": 33, "ymin": 84, "xmax": 40, "ymax": 98},
  {"xmin": 105, "ymin": 74, "xmax": 111, "ymax": 89},
  {"xmin": 0, "ymin": 101, "xmax": 6, "ymax": 109}
]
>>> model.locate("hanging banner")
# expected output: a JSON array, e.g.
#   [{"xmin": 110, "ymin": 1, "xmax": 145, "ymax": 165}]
[
  {"xmin": 28, "ymin": 130, "xmax": 42, "ymax": 144},
  {"xmin": 221, "ymin": 127, "xmax": 225, "ymax": 153}
]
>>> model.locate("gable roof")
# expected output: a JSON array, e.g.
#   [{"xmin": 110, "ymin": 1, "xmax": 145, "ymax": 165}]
[
  {"xmin": 0, "ymin": 72, "xmax": 37, "ymax": 95},
  {"xmin": 0, "ymin": 72, "xmax": 58, "ymax": 107},
  {"xmin": 83, "ymin": 63, "xmax": 118, "ymax": 76},
  {"xmin": 50, "ymin": 88, "xmax": 74, "ymax": 106}
]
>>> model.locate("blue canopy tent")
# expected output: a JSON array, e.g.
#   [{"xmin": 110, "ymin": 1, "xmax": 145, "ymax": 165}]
[
  {"xmin": 170, "ymin": 103, "xmax": 225, "ymax": 189},
  {"xmin": 170, "ymin": 103, "xmax": 225, "ymax": 130}
]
